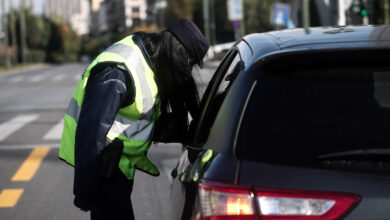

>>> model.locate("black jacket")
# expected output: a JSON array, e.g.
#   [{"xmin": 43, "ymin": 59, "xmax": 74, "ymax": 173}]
[{"xmin": 74, "ymin": 64, "xmax": 131, "ymax": 199}]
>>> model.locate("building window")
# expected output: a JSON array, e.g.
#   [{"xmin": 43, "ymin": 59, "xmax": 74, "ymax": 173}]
[
  {"xmin": 133, "ymin": 18, "xmax": 141, "ymax": 26},
  {"xmin": 132, "ymin": 7, "xmax": 140, "ymax": 13}
]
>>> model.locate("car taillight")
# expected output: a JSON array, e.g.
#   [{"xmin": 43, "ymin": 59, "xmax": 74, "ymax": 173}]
[
  {"xmin": 199, "ymin": 181, "xmax": 256, "ymax": 220},
  {"xmin": 255, "ymin": 187, "xmax": 361, "ymax": 220},
  {"xmin": 198, "ymin": 180, "xmax": 360, "ymax": 220}
]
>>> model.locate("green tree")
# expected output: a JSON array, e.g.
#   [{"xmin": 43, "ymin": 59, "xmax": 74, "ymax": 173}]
[
  {"xmin": 24, "ymin": 8, "xmax": 51, "ymax": 62},
  {"xmin": 25, "ymin": 9, "xmax": 51, "ymax": 49},
  {"xmin": 6, "ymin": 7, "xmax": 81, "ymax": 63},
  {"xmin": 83, "ymin": 36, "xmax": 109, "ymax": 60},
  {"xmin": 46, "ymin": 17, "xmax": 81, "ymax": 63},
  {"xmin": 164, "ymin": 0, "xmax": 197, "ymax": 24},
  {"xmin": 214, "ymin": 0, "xmax": 234, "ymax": 43},
  {"xmin": 244, "ymin": 0, "xmax": 278, "ymax": 34}
]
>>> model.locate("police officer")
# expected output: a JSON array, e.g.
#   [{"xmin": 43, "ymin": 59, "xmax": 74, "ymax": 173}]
[{"xmin": 59, "ymin": 18, "xmax": 209, "ymax": 219}]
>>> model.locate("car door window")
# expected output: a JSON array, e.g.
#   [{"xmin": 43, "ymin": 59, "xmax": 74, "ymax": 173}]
[{"xmin": 193, "ymin": 48, "xmax": 243, "ymax": 145}]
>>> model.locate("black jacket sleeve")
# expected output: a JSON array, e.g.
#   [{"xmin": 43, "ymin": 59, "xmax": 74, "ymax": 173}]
[{"xmin": 73, "ymin": 64, "xmax": 133, "ymax": 199}]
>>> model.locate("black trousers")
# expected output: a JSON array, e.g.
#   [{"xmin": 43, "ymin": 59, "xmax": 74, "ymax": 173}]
[{"xmin": 90, "ymin": 172, "xmax": 135, "ymax": 220}]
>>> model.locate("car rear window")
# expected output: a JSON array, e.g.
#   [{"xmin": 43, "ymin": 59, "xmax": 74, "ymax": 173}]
[{"xmin": 236, "ymin": 66, "xmax": 390, "ymax": 174}]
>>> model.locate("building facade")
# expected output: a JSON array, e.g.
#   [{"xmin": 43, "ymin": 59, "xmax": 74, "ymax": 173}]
[
  {"xmin": 124, "ymin": 0, "xmax": 148, "ymax": 27},
  {"xmin": 45, "ymin": 0, "xmax": 91, "ymax": 35},
  {"xmin": 90, "ymin": 0, "xmax": 151, "ymax": 36}
]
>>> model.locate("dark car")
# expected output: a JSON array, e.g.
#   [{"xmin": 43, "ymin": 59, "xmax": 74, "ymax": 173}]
[{"xmin": 169, "ymin": 25, "xmax": 390, "ymax": 220}]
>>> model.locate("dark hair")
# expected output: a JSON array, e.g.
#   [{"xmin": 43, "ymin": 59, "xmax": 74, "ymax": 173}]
[{"xmin": 136, "ymin": 31, "xmax": 200, "ymax": 139}]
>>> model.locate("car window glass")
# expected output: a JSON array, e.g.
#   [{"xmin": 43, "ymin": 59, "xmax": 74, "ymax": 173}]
[
  {"xmin": 373, "ymin": 71, "xmax": 390, "ymax": 107},
  {"xmin": 194, "ymin": 50, "xmax": 242, "ymax": 145},
  {"xmin": 217, "ymin": 55, "xmax": 241, "ymax": 94},
  {"xmin": 236, "ymin": 66, "xmax": 390, "ymax": 175},
  {"xmin": 199, "ymin": 49, "xmax": 238, "ymax": 109}
]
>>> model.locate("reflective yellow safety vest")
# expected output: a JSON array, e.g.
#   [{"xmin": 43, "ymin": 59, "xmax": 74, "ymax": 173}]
[{"xmin": 59, "ymin": 35, "xmax": 160, "ymax": 179}]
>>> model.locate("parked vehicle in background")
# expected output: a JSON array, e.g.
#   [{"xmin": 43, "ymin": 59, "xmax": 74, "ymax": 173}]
[{"xmin": 169, "ymin": 25, "xmax": 390, "ymax": 220}]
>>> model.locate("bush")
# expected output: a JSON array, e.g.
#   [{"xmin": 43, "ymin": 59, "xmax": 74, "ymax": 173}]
[
  {"xmin": 84, "ymin": 37, "xmax": 108, "ymax": 59},
  {"xmin": 27, "ymin": 49, "xmax": 46, "ymax": 63},
  {"xmin": 25, "ymin": 10, "xmax": 51, "ymax": 50},
  {"xmin": 46, "ymin": 18, "xmax": 81, "ymax": 63}
]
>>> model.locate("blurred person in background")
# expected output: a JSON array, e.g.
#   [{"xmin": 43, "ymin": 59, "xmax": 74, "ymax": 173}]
[{"xmin": 59, "ymin": 18, "xmax": 209, "ymax": 220}]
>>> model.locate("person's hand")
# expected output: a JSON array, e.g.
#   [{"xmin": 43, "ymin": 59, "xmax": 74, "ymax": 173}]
[{"xmin": 74, "ymin": 195, "xmax": 93, "ymax": 212}]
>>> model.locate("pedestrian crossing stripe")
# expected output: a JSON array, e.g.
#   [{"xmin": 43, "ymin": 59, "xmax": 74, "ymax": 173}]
[
  {"xmin": 9, "ymin": 76, "xmax": 23, "ymax": 83},
  {"xmin": 43, "ymin": 119, "xmax": 64, "ymax": 140},
  {"xmin": 4, "ymin": 73, "xmax": 82, "ymax": 84},
  {"xmin": 74, "ymin": 74, "xmax": 81, "ymax": 81},
  {"xmin": 28, "ymin": 72, "xmax": 53, "ymax": 83},
  {"xmin": 0, "ymin": 114, "xmax": 64, "ymax": 143},
  {"xmin": 52, "ymin": 74, "xmax": 66, "ymax": 82},
  {"xmin": 0, "ymin": 114, "xmax": 39, "ymax": 141}
]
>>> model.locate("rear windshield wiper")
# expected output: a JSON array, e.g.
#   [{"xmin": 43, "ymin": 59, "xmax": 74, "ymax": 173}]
[{"xmin": 318, "ymin": 149, "xmax": 390, "ymax": 161}]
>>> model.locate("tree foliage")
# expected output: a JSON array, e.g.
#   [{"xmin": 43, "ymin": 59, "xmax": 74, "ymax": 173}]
[
  {"xmin": 169, "ymin": 0, "xmax": 196, "ymax": 20},
  {"xmin": 4, "ymin": 7, "xmax": 81, "ymax": 64},
  {"xmin": 163, "ymin": 0, "xmax": 279, "ymax": 44},
  {"xmin": 243, "ymin": 0, "xmax": 279, "ymax": 34},
  {"xmin": 164, "ymin": 0, "xmax": 197, "ymax": 25},
  {"xmin": 25, "ymin": 8, "xmax": 51, "ymax": 50}
]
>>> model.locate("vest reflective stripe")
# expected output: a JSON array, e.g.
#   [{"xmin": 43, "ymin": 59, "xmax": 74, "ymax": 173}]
[
  {"xmin": 66, "ymin": 98, "xmax": 81, "ymax": 123},
  {"xmin": 108, "ymin": 115, "xmax": 154, "ymax": 142},
  {"xmin": 65, "ymin": 97, "xmax": 153, "ymax": 142},
  {"xmin": 104, "ymin": 43, "xmax": 154, "ymax": 120},
  {"xmin": 59, "ymin": 35, "xmax": 160, "ymax": 180}
]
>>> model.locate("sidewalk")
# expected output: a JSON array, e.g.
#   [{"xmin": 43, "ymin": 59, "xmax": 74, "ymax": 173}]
[
  {"xmin": 0, "ymin": 63, "xmax": 49, "ymax": 76},
  {"xmin": 204, "ymin": 60, "xmax": 220, "ymax": 68}
]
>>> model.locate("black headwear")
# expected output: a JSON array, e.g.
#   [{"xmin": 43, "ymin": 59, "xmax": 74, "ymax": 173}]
[{"xmin": 167, "ymin": 18, "xmax": 210, "ymax": 68}]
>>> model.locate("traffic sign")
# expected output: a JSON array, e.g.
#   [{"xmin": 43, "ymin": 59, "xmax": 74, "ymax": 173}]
[
  {"xmin": 227, "ymin": 0, "xmax": 243, "ymax": 21},
  {"xmin": 271, "ymin": 3, "xmax": 291, "ymax": 26}
]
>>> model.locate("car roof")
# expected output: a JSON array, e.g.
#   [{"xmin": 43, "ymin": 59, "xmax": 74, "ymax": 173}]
[
  {"xmin": 205, "ymin": 25, "xmax": 390, "ymax": 157},
  {"xmin": 243, "ymin": 25, "xmax": 390, "ymax": 63}
]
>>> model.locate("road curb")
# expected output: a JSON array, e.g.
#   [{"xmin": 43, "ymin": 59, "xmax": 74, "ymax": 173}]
[
  {"xmin": 0, "ymin": 144, "xmax": 60, "ymax": 150},
  {"xmin": 0, "ymin": 64, "xmax": 50, "ymax": 76}
]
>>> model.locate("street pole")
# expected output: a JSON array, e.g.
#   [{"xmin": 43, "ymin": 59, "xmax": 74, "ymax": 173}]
[
  {"xmin": 20, "ymin": 0, "xmax": 27, "ymax": 63},
  {"xmin": 385, "ymin": 0, "xmax": 390, "ymax": 24},
  {"xmin": 338, "ymin": 0, "xmax": 346, "ymax": 26},
  {"xmin": 240, "ymin": 0, "xmax": 245, "ymax": 38},
  {"xmin": 202, "ymin": 0, "xmax": 210, "ymax": 44},
  {"xmin": 302, "ymin": 0, "xmax": 310, "ymax": 33},
  {"xmin": 209, "ymin": 0, "xmax": 217, "ymax": 46},
  {"xmin": 9, "ymin": 1, "xmax": 18, "ymax": 64},
  {"xmin": 1, "ymin": 0, "xmax": 11, "ymax": 68}
]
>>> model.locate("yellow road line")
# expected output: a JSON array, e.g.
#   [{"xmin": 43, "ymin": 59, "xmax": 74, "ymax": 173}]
[
  {"xmin": 0, "ymin": 189, "xmax": 24, "ymax": 208},
  {"xmin": 11, "ymin": 146, "xmax": 51, "ymax": 182}
]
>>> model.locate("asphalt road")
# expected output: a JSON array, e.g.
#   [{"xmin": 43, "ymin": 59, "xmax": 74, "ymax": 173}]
[{"xmin": 0, "ymin": 62, "xmax": 217, "ymax": 220}]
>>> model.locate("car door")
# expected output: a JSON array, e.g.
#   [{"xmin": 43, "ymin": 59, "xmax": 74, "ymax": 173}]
[{"xmin": 169, "ymin": 41, "xmax": 250, "ymax": 220}]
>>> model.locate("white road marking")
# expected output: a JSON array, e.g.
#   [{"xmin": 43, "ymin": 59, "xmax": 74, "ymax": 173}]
[
  {"xmin": 43, "ymin": 119, "xmax": 64, "ymax": 140},
  {"xmin": 52, "ymin": 74, "xmax": 65, "ymax": 82},
  {"xmin": 9, "ymin": 76, "xmax": 23, "ymax": 83},
  {"xmin": 29, "ymin": 72, "xmax": 52, "ymax": 83},
  {"xmin": 0, "ymin": 114, "xmax": 39, "ymax": 141}
]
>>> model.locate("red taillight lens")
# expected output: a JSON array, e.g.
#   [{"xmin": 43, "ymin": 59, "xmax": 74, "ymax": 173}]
[
  {"xmin": 198, "ymin": 180, "xmax": 360, "ymax": 220},
  {"xmin": 255, "ymin": 187, "xmax": 361, "ymax": 220}
]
